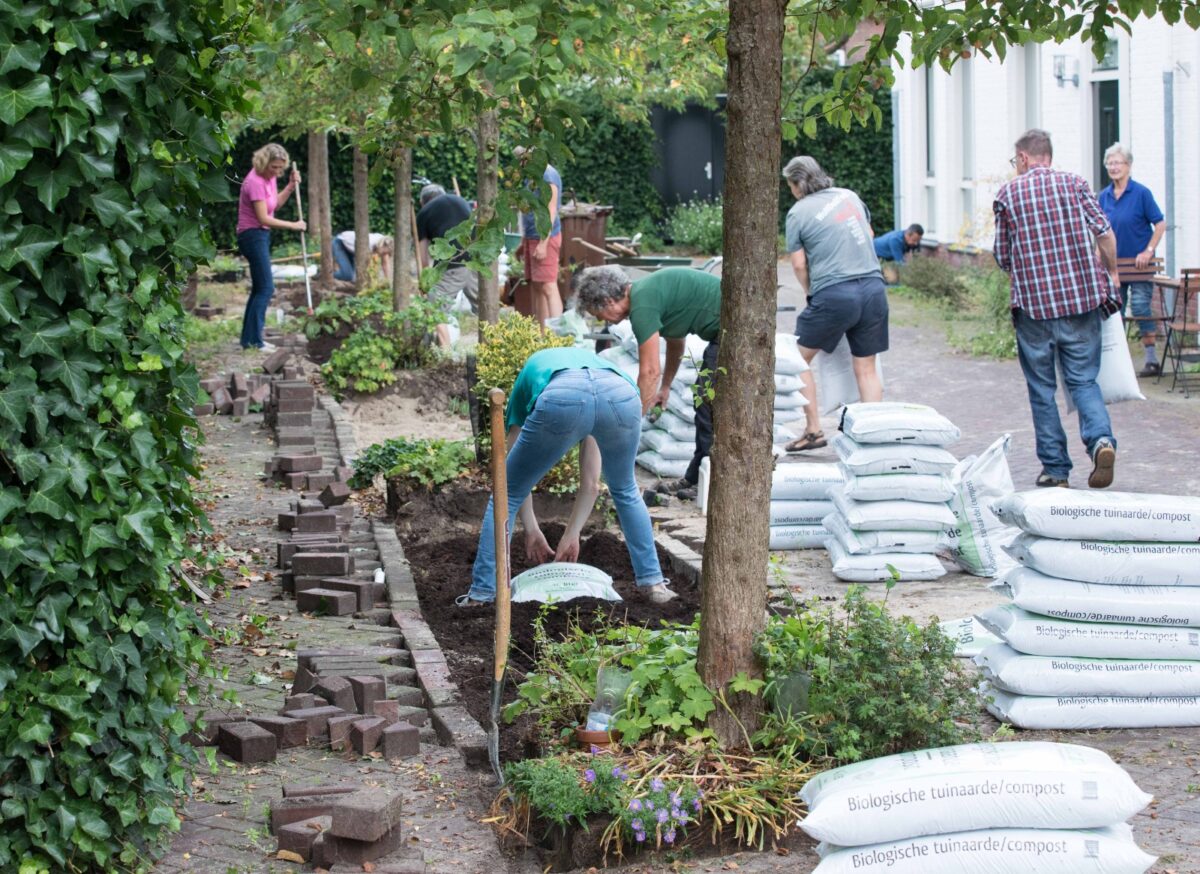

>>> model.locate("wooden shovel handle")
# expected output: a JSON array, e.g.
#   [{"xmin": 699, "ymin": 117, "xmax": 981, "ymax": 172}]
[{"xmin": 489, "ymin": 388, "xmax": 511, "ymax": 683}]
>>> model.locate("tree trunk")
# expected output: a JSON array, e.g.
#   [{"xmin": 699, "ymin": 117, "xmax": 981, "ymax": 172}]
[
  {"xmin": 475, "ymin": 107, "xmax": 500, "ymax": 335},
  {"xmin": 393, "ymin": 147, "xmax": 416, "ymax": 310},
  {"xmin": 697, "ymin": 0, "xmax": 787, "ymax": 747},
  {"xmin": 308, "ymin": 131, "xmax": 334, "ymax": 288},
  {"xmin": 352, "ymin": 145, "xmax": 370, "ymax": 291}
]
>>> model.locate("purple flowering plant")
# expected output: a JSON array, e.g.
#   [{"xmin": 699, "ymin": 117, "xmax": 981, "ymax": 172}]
[{"xmin": 618, "ymin": 778, "xmax": 702, "ymax": 848}]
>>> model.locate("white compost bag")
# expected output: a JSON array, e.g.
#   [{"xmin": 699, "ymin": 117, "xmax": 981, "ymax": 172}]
[
  {"xmin": 938, "ymin": 616, "xmax": 1004, "ymax": 657},
  {"xmin": 813, "ymin": 824, "xmax": 1155, "ymax": 874},
  {"xmin": 977, "ymin": 604, "xmax": 1200, "ymax": 660},
  {"xmin": 811, "ymin": 339, "xmax": 867, "ymax": 414},
  {"xmin": 985, "ymin": 684, "xmax": 1200, "ymax": 731},
  {"xmin": 839, "ymin": 402, "xmax": 961, "ymax": 446},
  {"xmin": 992, "ymin": 489, "xmax": 1200, "ymax": 543},
  {"xmin": 773, "ymin": 390, "xmax": 808, "ymax": 410},
  {"xmin": 635, "ymin": 451, "xmax": 690, "ymax": 479},
  {"xmin": 1062, "ymin": 313, "xmax": 1145, "ymax": 410},
  {"xmin": 824, "ymin": 511, "xmax": 946, "ymax": 555},
  {"xmin": 831, "ymin": 488, "xmax": 957, "ymax": 532},
  {"xmin": 775, "ymin": 332, "xmax": 810, "ymax": 375},
  {"xmin": 655, "ymin": 410, "xmax": 696, "ymax": 443},
  {"xmin": 769, "ymin": 525, "xmax": 828, "ymax": 550},
  {"xmin": 799, "ymin": 740, "xmax": 1151, "ymax": 846},
  {"xmin": 771, "ymin": 463, "xmax": 843, "ymax": 500},
  {"xmin": 941, "ymin": 435, "xmax": 1018, "ymax": 577},
  {"xmin": 1005, "ymin": 533, "xmax": 1200, "ymax": 586},
  {"xmin": 510, "ymin": 562, "xmax": 621, "ymax": 603},
  {"xmin": 773, "ymin": 406, "xmax": 806, "ymax": 425},
  {"xmin": 666, "ymin": 390, "xmax": 696, "ymax": 423},
  {"xmin": 832, "ymin": 433, "xmax": 958, "ymax": 476},
  {"xmin": 775, "ymin": 372, "xmax": 804, "ymax": 393},
  {"xmin": 669, "ymin": 381, "xmax": 694, "ymax": 406},
  {"xmin": 638, "ymin": 428, "xmax": 694, "ymax": 460},
  {"xmin": 977, "ymin": 642, "xmax": 1200, "ymax": 698},
  {"xmin": 827, "ymin": 538, "xmax": 946, "ymax": 582},
  {"xmin": 842, "ymin": 471, "xmax": 956, "ymax": 504},
  {"xmin": 773, "ymin": 423, "xmax": 800, "ymax": 446},
  {"xmin": 770, "ymin": 500, "xmax": 834, "ymax": 527},
  {"xmin": 993, "ymin": 565, "xmax": 1200, "ymax": 628}
]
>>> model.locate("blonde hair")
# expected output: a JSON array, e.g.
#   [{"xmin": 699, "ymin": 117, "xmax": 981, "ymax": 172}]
[{"xmin": 252, "ymin": 143, "xmax": 289, "ymax": 175}]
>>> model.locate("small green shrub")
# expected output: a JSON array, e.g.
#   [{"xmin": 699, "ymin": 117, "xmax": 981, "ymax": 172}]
[
  {"xmin": 349, "ymin": 437, "xmax": 474, "ymax": 490},
  {"xmin": 897, "ymin": 256, "xmax": 969, "ymax": 306},
  {"xmin": 321, "ymin": 296, "xmax": 445, "ymax": 397},
  {"xmin": 965, "ymin": 268, "xmax": 1018, "ymax": 358},
  {"xmin": 665, "ymin": 198, "xmax": 723, "ymax": 254},
  {"xmin": 302, "ymin": 287, "xmax": 392, "ymax": 339}
]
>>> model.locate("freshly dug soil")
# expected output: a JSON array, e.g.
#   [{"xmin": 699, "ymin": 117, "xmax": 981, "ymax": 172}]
[{"xmin": 397, "ymin": 479, "xmax": 701, "ymax": 762}]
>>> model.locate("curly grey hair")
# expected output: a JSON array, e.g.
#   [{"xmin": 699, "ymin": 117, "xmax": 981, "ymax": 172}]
[
  {"xmin": 781, "ymin": 156, "xmax": 833, "ymax": 198},
  {"xmin": 419, "ymin": 183, "xmax": 446, "ymax": 206},
  {"xmin": 573, "ymin": 265, "xmax": 631, "ymax": 314}
]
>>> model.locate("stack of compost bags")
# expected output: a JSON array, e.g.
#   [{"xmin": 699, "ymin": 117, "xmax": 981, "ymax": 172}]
[
  {"xmin": 976, "ymin": 489, "xmax": 1200, "ymax": 729},
  {"xmin": 801, "ymin": 741, "xmax": 1156, "ymax": 873},
  {"xmin": 822, "ymin": 403, "xmax": 960, "ymax": 582},
  {"xmin": 765, "ymin": 462, "xmax": 843, "ymax": 549}
]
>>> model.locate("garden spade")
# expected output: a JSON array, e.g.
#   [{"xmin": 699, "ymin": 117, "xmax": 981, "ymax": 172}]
[
  {"xmin": 291, "ymin": 162, "xmax": 314, "ymax": 314},
  {"xmin": 487, "ymin": 388, "xmax": 512, "ymax": 783}
]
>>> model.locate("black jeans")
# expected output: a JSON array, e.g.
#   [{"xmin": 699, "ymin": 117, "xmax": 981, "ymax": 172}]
[{"xmin": 684, "ymin": 339, "xmax": 718, "ymax": 485}]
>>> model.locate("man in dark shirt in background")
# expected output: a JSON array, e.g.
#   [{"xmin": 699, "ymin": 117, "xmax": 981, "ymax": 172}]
[{"xmin": 416, "ymin": 183, "xmax": 478, "ymax": 346}]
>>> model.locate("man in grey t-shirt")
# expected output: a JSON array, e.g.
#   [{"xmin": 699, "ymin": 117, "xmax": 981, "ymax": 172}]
[{"xmin": 782, "ymin": 156, "xmax": 888, "ymax": 453}]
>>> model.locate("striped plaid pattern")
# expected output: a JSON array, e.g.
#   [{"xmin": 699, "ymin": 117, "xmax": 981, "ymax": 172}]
[{"xmin": 993, "ymin": 166, "xmax": 1116, "ymax": 320}]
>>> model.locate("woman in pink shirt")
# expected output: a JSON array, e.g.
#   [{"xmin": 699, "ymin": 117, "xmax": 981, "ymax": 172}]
[{"xmin": 237, "ymin": 143, "xmax": 306, "ymax": 351}]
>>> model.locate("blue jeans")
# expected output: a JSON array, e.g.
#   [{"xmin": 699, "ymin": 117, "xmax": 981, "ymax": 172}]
[
  {"xmin": 468, "ymin": 368, "xmax": 663, "ymax": 601},
  {"xmin": 1013, "ymin": 308, "xmax": 1116, "ymax": 480},
  {"xmin": 332, "ymin": 238, "xmax": 355, "ymax": 282},
  {"xmin": 237, "ymin": 229, "xmax": 273, "ymax": 349},
  {"xmin": 1117, "ymin": 281, "xmax": 1156, "ymax": 338}
]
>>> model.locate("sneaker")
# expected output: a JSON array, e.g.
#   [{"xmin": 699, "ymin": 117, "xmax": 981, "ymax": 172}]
[
  {"xmin": 644, "ymin": 583, "xmax": 677, "ymax": 604},
  {"xmin": 674, "ymin": 485, "xmax": 697, "ymax": 502},
  {"xmin": 259, "ymin": 341, "xmax": 278, "ymax": 352},
  {"xmin": 1035, "ymin": 472, "xmax": 1069, "ymax": 488},
  {"xmin": 454, "ymin": 593, "xmax": 491, "ymax": 607},
  {"xmin": 656, "ymin": 477, "xmax": 692, "ymax": 495},
  {"xmin": 1138, "ymin": 361, "xmax": 1162, "ymax": 377},
  {"xmin": 1088, "ymin": 438, "xmax": 1116, "ymax": 489}
]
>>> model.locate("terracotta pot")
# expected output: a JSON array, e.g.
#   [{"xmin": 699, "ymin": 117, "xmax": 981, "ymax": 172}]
[{"xmin": 574, "ymin": 726, "xmax": 618, "ymax": 748}]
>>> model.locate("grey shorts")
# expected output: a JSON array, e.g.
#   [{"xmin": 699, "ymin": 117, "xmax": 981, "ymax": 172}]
[
  {"xmin": 795, "ymin": 275, "xmax": 889, "ymax": 356},
  {"xmin": 428, "ymin": 265, "xmax": 479, "ymax": 313}
]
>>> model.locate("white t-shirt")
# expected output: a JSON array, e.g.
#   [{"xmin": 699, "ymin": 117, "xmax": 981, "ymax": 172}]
[{"xmin": 336, "ymin": 231, "xmax": 386, "ymax": 251}]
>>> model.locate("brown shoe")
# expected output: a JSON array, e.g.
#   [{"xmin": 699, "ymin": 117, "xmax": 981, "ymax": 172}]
[
  {"xmin": 784, "ymin": 431, "xmax": 827, "ymax": 453},
  {"xmin": 1088, "ymin": 439, "xmax": 1116, "ymax": 489},
  {"xmin": 1138, "ymin": 362, "xmax": 1162, "ymax": 377}
]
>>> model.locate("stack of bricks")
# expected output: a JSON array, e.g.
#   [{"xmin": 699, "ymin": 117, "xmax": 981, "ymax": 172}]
[
  {"xmin": 277, "ymin": 481, "xmax": 362, "ymax": 614},
  {"xmin": 263, "ymin": 378, "xmax": 316, "ymax": 450},
  {"xmin": 271, "ymin": 786, "xmax": 425, "ymax": 869},
  {"xmin": 195, "ymin": 371, "xmax": 273, "ymax": 417}
]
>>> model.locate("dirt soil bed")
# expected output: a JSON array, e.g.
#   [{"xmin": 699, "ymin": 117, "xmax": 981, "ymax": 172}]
[{"xmin": 395, "ymin": 479, "xmax": 699, "ymax": 762}]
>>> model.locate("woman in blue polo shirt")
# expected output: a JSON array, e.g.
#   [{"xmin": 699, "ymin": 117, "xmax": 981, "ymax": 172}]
[
  {"xmin": 1098, "ymin": 143, "xmax": 1166, "ymax": 377},
  {"xmin": 456, "ymin": 347, "xmax": 675, "ymax": 607}
]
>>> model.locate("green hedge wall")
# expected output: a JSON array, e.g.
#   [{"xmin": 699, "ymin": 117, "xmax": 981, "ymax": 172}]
[{"xmin": 0, "ymin": 0, "xmax": 241, "ymax": 868}]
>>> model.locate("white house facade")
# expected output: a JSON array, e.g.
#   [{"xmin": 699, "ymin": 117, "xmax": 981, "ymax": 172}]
[{"xmin": 892, "ymin": 22, "xmax": 1200, "ymax": 273}]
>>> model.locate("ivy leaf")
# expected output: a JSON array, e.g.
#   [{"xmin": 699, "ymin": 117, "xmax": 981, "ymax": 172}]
[
  {"xmin": 76, "ymin": 810, "xmax": 111, "ymax": 840},
  {"xmin": 0, "ymin": 141, "xmax": 34, "ymax": 187},
  {"xmin": 17, "ymin": 711, "xmax": 52, "ymax": 744},
  {"xmin": 119, "ymin": 507, "xmax": 156, "ymax": 548},
  {"xmin": 8, "ymin": 225, "xmax": 59, "ymax": 278},
  {"xmin": 25, "ymin": 159, "xmax": 84, "ymax": 211},
  {"xmin": 82, "ymin": 524, "xmax": 120, "ymax": 557},
  {"xmin": 0, "ymin": 274, "xmax": 23, "ymax": 323},
  {"xmin": 44, "ymin": 347, "xmax": 103, "ymax": 404},
  {"xmin": 19, "ymin": 320, "xmax": 72, "ymax": 357},
  {"xmin": 0, "ymin": 373, "xmax": 37, "ymax": 428},
  {"xmin": 47, "ymin": 445, "xmax": 94, "ymax": 496},
  {"xmin": 90, "ymin": 184, "xmax": 138, "ymax": 228},
  {"xmin": 28, "ymin": 463, "xmax": 71, "ymax": 520},
  {"xmin": 0, "ymin": 486, "xmax": 22, "ymax": 523},
  {"xmin": 0, "ymin": 75, "xmax": 52, "ymax": 125},
  {"xmin": 0, "ymin": 39, "xmax": 42, "ymax": 75}
]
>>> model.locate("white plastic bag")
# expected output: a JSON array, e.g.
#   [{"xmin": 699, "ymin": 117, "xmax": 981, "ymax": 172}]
[
  {"xmin": 839, "ymin": 402, "xmax": 960, "ymax": 446},
  {"xmin": 842, "ymin": 471, "xmax": 956, "ymax": 503},
  {"xmin": 993, "ymin": 565, "xmax": 1200, "ymax": 628},
  {"xmin": 769, "ymin": 525, "xmax": 828, "ymax": 550},
  {"xmin": 992, "ymin": 489, "xmax": 1200, "ymax": 543},
  {"xmin": 942, "ymin": 435, "xmax": 1018, "ymax": 577},
  {"xmin": 1004, "ymin": 533, "xmax": 1200, "ymax": 586},
  {"xmin": 938, "ymin": 616, "xmax": 1003, "ymax": 657},
  {"xmin": 977, "ymin": 604, "xmax": 1200, "ymax": 660},
  {"xmin": 813, "ymin": 824, "xmax": 1155, "ymax": 874},
  {"xmin": 831, "ymin": 488, "xmax": 957, "ymax": 532},
  {"xmin": 770, "ymin": 500, "xmax": 834, "ymax": 527},
  {"xmin": 824, "ymin": 511, "xmax": 945, "ymax": 555},
  {"xmin": 977, "ymin": 642, "xmax": 1200, "ymax": 698},
  {"xmin": 1063, "ymin": 313, "xmax": 1145, "ymax": 410},
  {"xmin": 510, "ymin": 562, "xmax": 621, "ymax": 603},
  {"xmin": 799, "ymin": 741, "xmax": 1151, "ymax": 846},
  {"xmin": 775, "ymin": 332, "xmax": 810, "ymax": 375},
  {"xmin": 832, "ymin": 433, "xmax": 958, "ymax": 476},
  {"xmin": 985, "ymin": 684, "xmax": 1200, "ymax": 731},
  {"xmin": 827, "ymin": 539, "xmax": 946, "ymax": 582},
  {"xmin": 771, "ymin": 463, "xmax": 844, "ymax": 500},
  {"xmin": 635, "ymin": 451, "xmax": 690, "ymax": 478}
]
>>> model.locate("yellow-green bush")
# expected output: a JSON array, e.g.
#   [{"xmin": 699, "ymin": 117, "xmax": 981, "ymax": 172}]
[{"xmin": 474, "ymin": 315, "xmax": 578, "ymax": 491}]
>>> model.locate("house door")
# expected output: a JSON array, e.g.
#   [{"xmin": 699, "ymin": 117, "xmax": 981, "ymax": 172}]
[
  {"xmin": 651, "ymin": 103, "xmax": 726, "ymax": 207},
  {"xmin": 1095, "ymin": 80, "xmax": 1120, "ymax": 189}
]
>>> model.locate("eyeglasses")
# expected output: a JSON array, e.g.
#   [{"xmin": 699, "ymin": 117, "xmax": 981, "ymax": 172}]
[
  {"xmin": 1105, "ymin": 159, "xmax": 1129, "ymax": 167},
  {"xmin": 1009, "ymin": 156, "xmax": 1019, "ymax": 168}
]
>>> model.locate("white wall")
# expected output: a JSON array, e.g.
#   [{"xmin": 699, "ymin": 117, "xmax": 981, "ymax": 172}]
[{"xmin": 894, "ymin": 23, "xmax": 1200, "ymax": 269}]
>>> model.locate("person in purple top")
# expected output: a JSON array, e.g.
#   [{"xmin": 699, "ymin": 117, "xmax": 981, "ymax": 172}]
[
  {"xmin": 1097, "ymin": 142, "xmax": 1166, "ymax": 376},
  {"xmin": 236, "ymin": 143, "xmax": 306, "ymax": 351}
]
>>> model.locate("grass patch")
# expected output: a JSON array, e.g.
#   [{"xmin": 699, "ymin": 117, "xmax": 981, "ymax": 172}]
[{"xmin": 896, "ymin": 259, "xmax": 1017, "ymax": 359}]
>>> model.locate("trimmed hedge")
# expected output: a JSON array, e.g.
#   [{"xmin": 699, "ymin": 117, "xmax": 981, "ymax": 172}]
[{"xmin": 0, "ymin": 0, "xmax": 240, "ymax": 868}]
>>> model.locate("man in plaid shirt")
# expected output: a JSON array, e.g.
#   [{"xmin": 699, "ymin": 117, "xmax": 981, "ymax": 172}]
[{"xmin": 993, "ymin": 129, "xmax": 1120, "ymax": 489}]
